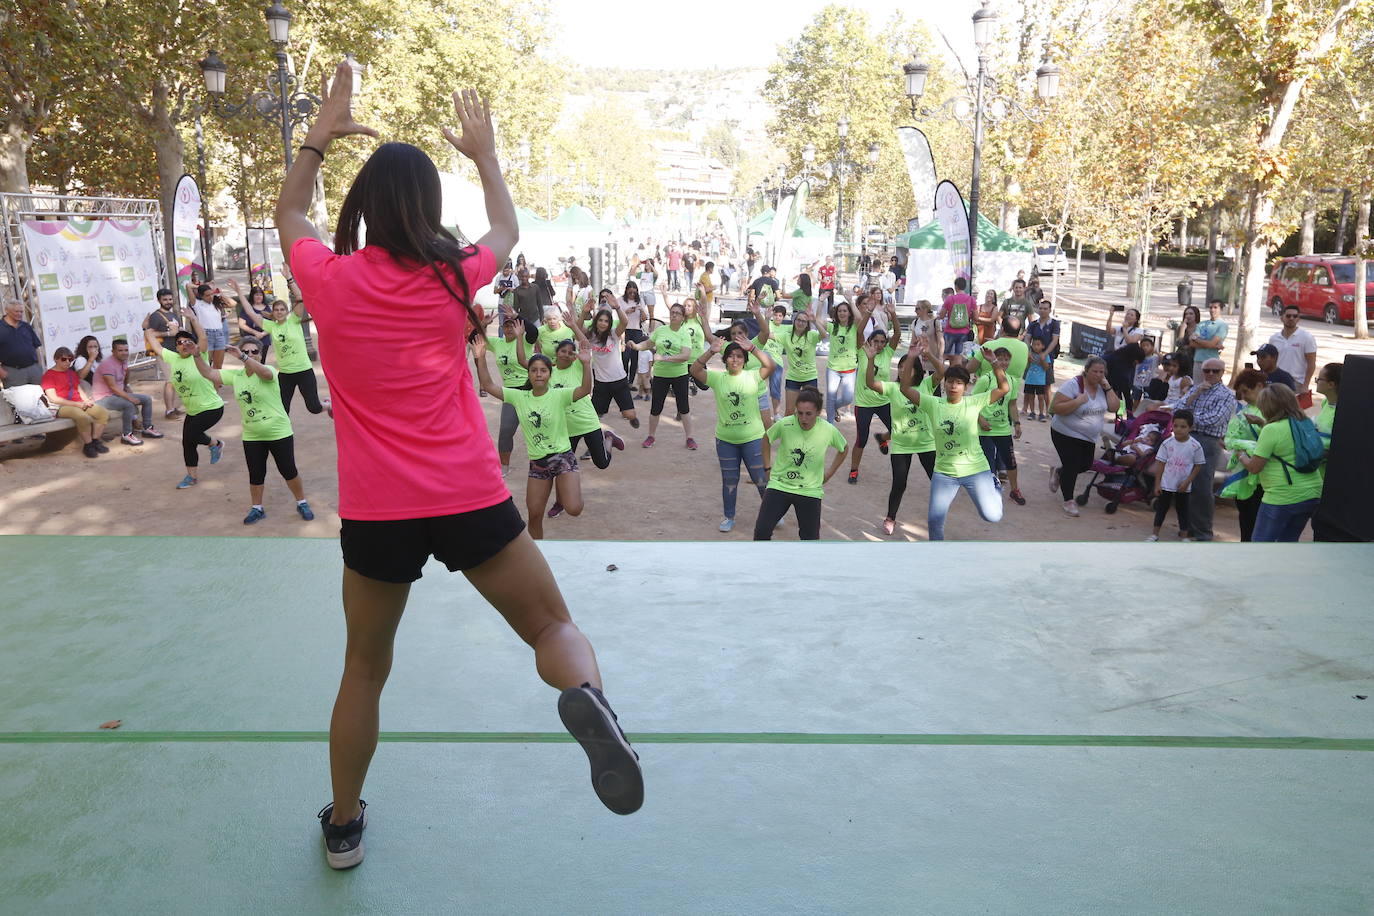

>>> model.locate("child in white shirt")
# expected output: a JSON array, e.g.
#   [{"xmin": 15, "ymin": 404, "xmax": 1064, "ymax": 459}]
[{"xmin": 1147, "ymin": 409, "xmax": 1206, "ymax": 541}]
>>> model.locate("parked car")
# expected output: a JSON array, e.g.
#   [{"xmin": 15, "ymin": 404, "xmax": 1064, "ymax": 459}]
[
  {"xmin": 1267, "ymin": 254, "xmax": 1374, "ymax": 324},
  {"xmin": 1034, "ymin": 244, "xmax": 1067, "ymax": 274}
]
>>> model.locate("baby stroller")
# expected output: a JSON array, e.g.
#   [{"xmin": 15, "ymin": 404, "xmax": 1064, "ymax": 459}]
[{"xmin": 1074, "ymin": 409, "xmax": 1174, "ymax": 513}]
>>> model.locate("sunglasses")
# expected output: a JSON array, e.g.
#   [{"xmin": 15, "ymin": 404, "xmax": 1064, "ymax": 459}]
[
  {"xmin": 55, "ymin": 356, "xmax": 72, "ymax": 362},
  {"xmin": 240, "ymin": 350, "xmax": 261, "ymax": 357},
  {"xmin": 1202, "ymin": 368, "xmax": 1224, "ymax": 374}
]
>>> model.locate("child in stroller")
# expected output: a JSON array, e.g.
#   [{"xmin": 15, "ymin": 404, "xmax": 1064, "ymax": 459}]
[{"xmin": 1071, "ymin": 408, "xmax": 1173, "ymax": 512}]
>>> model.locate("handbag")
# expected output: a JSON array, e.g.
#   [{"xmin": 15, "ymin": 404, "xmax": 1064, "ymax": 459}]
[{"xmin": 1, "ymin": 384, "xmax": 58, "ymax": 424}]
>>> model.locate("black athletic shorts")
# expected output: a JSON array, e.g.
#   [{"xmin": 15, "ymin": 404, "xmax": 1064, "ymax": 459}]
[{"xmin": 339, "ymin": 497, "xmax": 526, "ymax": 583}]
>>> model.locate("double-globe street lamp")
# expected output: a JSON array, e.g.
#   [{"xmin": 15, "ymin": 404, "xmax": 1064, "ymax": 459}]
[
  {"xmin": 802, "ymin": 118, "xmax": 880, "ymax": 254},
  {"xmin": 902, "ymin": 0, "xmax": 1060, "ymax": 294}
]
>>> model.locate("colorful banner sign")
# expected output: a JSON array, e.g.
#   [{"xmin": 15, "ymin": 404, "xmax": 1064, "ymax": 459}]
[
  {"xmin": 171, "ymin": 174, "xmax": 204, "ymax": 287},
  {"xmin": 933, "ymin": 180, "xmax": 972, "ymax": 285},
  {"xmin": 21, "ymin": 218, "xmax": 160, "ymax": 365},
  {"xmin": 896, "ymin": 127, "xmax": 938, "ymax": 227},
  {"xmin": 247, "ymin": 228, "xmax": 289, "ymax": 300}
]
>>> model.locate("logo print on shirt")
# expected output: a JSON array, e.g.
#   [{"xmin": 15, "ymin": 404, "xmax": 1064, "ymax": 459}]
[
  {"xmin": 790, "ymin": 448, "xmax": 806, "ymax": 467},
  {"xmin": 529, "ymin": 410, "xmax": 543, "ymax": 429},
  {"xmin": 727, "ymin": 392, "xmax": 741, "ymax": 407},
  {"xmin": 940, "ymin": 419, "xmax": 956, "ymax": 436}
]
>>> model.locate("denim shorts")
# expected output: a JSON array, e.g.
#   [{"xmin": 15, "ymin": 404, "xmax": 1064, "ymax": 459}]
[
  {"xmin": 204, "ymin": 324, "xmax": 229, "ymax": 350},
  {"xmin": 785, "ymin": 377, "xmax": 818, "ymax": 391}
]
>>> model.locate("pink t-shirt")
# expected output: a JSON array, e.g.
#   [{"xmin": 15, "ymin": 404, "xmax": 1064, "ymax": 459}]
[
  {"xmin": 290, "ymin": 238, "xmax": 503, "ymax": 521},
  {"xmin": 91, "ymin": 355, "xmax": 124, "ymax": 400},
  {"xmin": 940, "ymin": 293, "xmax": 976, "ymax": 332},
  {"xmin": 667, "ymin": 249, "xmax": 682, "ymax": 270}
]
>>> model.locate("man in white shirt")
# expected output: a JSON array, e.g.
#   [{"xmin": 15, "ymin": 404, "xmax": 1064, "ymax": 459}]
[{"xmin": 1267, "ymin": 304, "xmax": 1318, "ymax": 396}]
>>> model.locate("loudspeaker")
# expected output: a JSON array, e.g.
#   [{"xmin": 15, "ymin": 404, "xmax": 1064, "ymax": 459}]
[{"xmin": 1313, "ymin": 354, "xmax": 1374, "ymax": 541}]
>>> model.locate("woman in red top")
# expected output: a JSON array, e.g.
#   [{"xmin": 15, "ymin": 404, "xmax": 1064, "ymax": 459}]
[
  {"xmin": 42, "ymin": 346, "xmax": 111, "ymax": 458},
  {"xmin": 277, "ymin": 65, "xmax": 641, "ymax": 871}
]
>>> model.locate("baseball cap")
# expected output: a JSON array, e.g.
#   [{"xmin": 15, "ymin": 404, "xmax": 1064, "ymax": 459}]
[{"xmin": 1251, "ymin": 344, "xmax": 1279, "ymax": 357}]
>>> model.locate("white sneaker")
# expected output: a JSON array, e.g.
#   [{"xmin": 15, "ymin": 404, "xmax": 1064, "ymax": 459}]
[
  {"xmin": 1062, "ymin": 500, "xmax": 1079, "ymax": 517},
  {"xmin": 718, "ymin": 518, "xmax": 735, "ymax": 532},
  {"xmin": 1145, "ymin": 534, "xmax": 1159, "ymax": 542}
]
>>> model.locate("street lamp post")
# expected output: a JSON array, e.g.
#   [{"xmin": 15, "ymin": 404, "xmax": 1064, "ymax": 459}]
[{"xmin": 903, "ymin": 0, "xmax": 1060, "ymax": 296}]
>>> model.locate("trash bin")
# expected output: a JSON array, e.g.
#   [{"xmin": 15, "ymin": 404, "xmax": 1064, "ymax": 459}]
[{"xmin": 1177, "ymin": 277, "xmax": 1193, "ymax": 307}]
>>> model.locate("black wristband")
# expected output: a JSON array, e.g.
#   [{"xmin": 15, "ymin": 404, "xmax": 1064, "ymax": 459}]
[{"xmin": 299, "ymin": 144, "xmax": 325, "ymax": 162}]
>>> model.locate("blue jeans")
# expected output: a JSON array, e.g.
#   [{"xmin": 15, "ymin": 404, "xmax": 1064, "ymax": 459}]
[
  {"xmin": 768, "ymin": 368, "xmax": 783, "ymax": 407},
  {"xmin": 716, "ymin": 437, "xmax": 767, "ymax": 519},
  {"xmin": 825, "ymin": 368, "xmax": 855, "ymax": 421},
  {"xmin": 1251, "ymin": 498, "xmax": 1319, "ymax": 542},
  {"xmin": 927, "ymin": 470, "xmax": 1003, "ymax": 540}
]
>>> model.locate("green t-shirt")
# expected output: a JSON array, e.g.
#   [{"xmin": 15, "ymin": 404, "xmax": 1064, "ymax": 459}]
[
  {"xmin": 783, "ymin": 329, "xmax": 821, "ymax": 382},
  {"xmin": 828, "ymin": 322, "xmax": 859, "ymax": 372},
  {"xmin": 487, "ymin": 335, "xmax": 528, "ymax": 387},
  {"xmin": 759, "ymin": 328, "xmax": 787, "ymax": 366},
  {"xmin": 682, "ymin": 321, "xmax": 707, "ymax": 358},
  {"xmin": 503, "ymin": 386, "xmax": 575, "ymax": 460},
  {"xmin": 883, "ymin": 378, "xmax": 935, "ymax": 454},
  {"xmin": 764, "ymin": 415, "xmax": 847, "ymax": 499},
  {"xmin": 855, "ymin": 346, "xmax": 896, "ymax": 408},
  {"xmin": 221, "ymin": 366, "xmax": 292, "ymax": 442},
  {"xmin": 790, "ymin": 290, "xmax": 812, "ymax": 313},
  {"xmin": 917, "ymin": 390, "xmax": 993, "ymax": 476},
  {"xmin": 550, "ymin": 363, "xmax": 599, "ymax": 436},
  {"xmin": 707, "ymin": 369, "xmax": 765, "ymax": 444},
  {"xmin": 1253, "ymin": 418, "xmax": 1324, "ymax": 506},
  {"xmin": 159, "ymin": 347, "xmax": 224, "ymax": 416},
  {"xmin": 971, "ymin": 336, "xmax": 1029, "ymax": 381},
  {"xmin": 745, "ymin": 338, "xmax": 777, "ymax": 397},
  {"xmin": 972, "ymin": 374, "xmax": 1020, "ymax": 436},
  {"xmin": 263, "ymin": 313, "xmax": 311, "ymax": 374},
  {"xmin": 650, "ymin": 325, "xmax": 691, "ymax": 378},
  {"xmin": 1316, "ymin": 399, "xmax": 1335, "ymax": 437},
  {"xmin": 537, "ymin": 323, "xmax": 576, "ymax": 355}
]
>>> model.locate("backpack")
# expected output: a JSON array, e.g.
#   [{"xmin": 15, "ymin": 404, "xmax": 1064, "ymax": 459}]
[
  {"xmin": 758, "ymin": 283, "xmax": 775, "ymax": 308},
  {"xmin": 1276, "ymin": 417, "xmax": 1324, "ymax": 482}
]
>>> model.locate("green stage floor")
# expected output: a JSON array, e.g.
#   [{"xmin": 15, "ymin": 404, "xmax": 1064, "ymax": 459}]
[{"xmin": 2, "ymin": 537, "xmax": 1372, "ymax": 914}]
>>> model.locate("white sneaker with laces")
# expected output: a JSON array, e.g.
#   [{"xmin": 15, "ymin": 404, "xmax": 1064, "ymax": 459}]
[{"xmin": 1063, "ymin": 500, "xmax": 1079, "ymax": 517}]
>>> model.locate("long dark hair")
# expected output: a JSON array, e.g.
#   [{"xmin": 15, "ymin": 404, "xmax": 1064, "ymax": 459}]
[
  {"xmin": 334, "ymin": 142, "xmax": 480, "ymax": 340},
  {"xmin": 623, "ymin": 281, "xmax": 641, "ymax": 303},
  {"xmin": 797, "ymin": 273, "xmax": 812, "ymax": 297},
  {"xmin": 590, "ymin": 308, "xmax": 615, "ymax": 345}
]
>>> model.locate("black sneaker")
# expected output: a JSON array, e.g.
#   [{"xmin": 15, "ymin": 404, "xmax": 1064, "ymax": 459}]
[
  {"xmin": 317, "ymin": 800, "xmax": 367, "ymax": 869},
  {"xmin": 558, "ymin": 684, "xmax": 643, "ymax": 815}
]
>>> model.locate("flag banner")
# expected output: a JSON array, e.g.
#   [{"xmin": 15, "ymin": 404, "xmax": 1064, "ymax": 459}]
[
  {"xmin": 933, "ymin": 180, "xmax": 972, "ymax": 283},
  {"xmin": 171, "ymin": 174, "xmax": 204, "ymax": 287},
  {"xmin": 896, "ymin": 127, "xmax": 938, "ymax": 227}
]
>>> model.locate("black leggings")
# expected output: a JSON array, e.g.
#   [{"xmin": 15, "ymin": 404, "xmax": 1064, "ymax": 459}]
[
  {"xmin": 1153, "ymin": 490, "xmax": 1191, "ymax": 533},
  {"xmin": 753, "ymin": 488, "xmax": 822, "ymax": 540},
  {"xmin": 623, "ymin": 329, "xmax": 646, "ymax": 380},
  {"xmin": 1051, "ymin": 428, "xmax": 1097, "ymax": 502},
  {"xmin": 855, "ymin": 403, "xmax": 893, "ymax": 448},
  {"xmin": 243, "ymin": 436, "xmax": 298, "ymax": 486},
  {"xmin": 182, "ymin": 406, "xmax": 224, "ymax": 467},
  {"xmin": 650, "ymin": 375, "xmax": 691, "ymax": 417},
  {"xmin": 886, "ymin": 451, "xmax": 936, "ymax": 520},
  {"xmin": 568, "ymin": 430, "xmax": 611, "ymax": 470},
  {"xmin": 1236, "ymin": 486, "xmax": 1264, "ymax": 542},
  {"xmin": 278, "ymin": 368, "xmax": 323, "ymax": 414},
  {"xmin": 592, "ymin": 377, "xmax": 635, "ymax": 416}
]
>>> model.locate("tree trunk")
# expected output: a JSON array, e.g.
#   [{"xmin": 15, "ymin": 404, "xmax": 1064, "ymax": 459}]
[
  {"xmin": 1355, "ymin": 192, "xmax": 1370, "ymax": 340},
  {"xmin": 1001, "ymin": 177, "xmax": 1020, "ymax": 233},
  {"xmin": 1126, "ymin": 243, "xmax": 1141, "ymax": 298},
  {"xmin": 1300, "ymin": 207, "xmax": 1316, "ymax": 254},
  {"xmin": 151, "ymin": 126, "xmax": 186, "ymax": 301},
  {"xmin": 1206, "ymin": 202, "xmax": 1220, "ymax": 300},
  {"xmin": 1178, "ymin": 214, "xmax": 1188, "ymax": 255},
  {"xmin": 0, "ymin": 122, "xmax": 32, "ymax": 194},
  {"xmin": 1235, "ymin": 191, "xmax": 1273, "ymax": 375}
]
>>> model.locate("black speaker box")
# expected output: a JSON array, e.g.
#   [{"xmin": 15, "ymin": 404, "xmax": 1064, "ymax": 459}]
[{"xmin": 1313, "ymin": 354, "xmax": 1374, "ymax": 542}]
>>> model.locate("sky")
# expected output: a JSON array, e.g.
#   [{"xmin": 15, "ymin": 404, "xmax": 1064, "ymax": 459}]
[{"xmin": 552, "ymin": 0, "xmax": 985, "ymax": 72}]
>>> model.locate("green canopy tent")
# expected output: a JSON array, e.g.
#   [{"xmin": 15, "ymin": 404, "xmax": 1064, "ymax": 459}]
[{"xmin": 896, "ymin": 213, "xmax": 1033, "ymax": 301}]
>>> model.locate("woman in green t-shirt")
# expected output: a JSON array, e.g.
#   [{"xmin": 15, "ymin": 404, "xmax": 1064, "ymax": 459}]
[
  {"xmin": 1235, "ymin": 383, "xmax": 1324, "ymax": 542},
  {"xmin": 193, "ymin": 340, "xmax": 314, "ymax": 525},
  {"xmin": 264, "ymin": 298, "xmax": 327, "ymax": 416},
  {"xmin": 690, "ymin": 331, "xmax": 776, "ymax": 533},
  {"xmin": 552, "ymin": 338, "xmax": 624, "ymax": 473},
  {"xmin": 789, "ymin": 272, "xmax": 814, "ymax": 314},
  {"xmin": 896, "ymin": 333, "xmax": 1010, "ymax": 541},
  {"xmin": 157, "ymin": 307, "xmax": 226, "ymax": 490},
  {"xmin": 626, "ymin": 301, "xmax": 696, "ymax": 449},
  {"xmin": 782, "ymin": 303, "xmax": 829, "ymax": 418},
  {"xmin": 864, "ymin": 334, "xmax": 940, "ymax": 536},
  {"xmin": 824, "ymin": 299, "xmax": 863, "ymax": 423},
  {"xmin": 484, "ymin": 313, "xmax": 533, "ymax": 476},
  {"xmin": 848, "ymin": 305, "xmax": 901, "ymax": 485},
  {"xmin": 473, "ymin": 338, "xmax": 592, "ymax": 540}
]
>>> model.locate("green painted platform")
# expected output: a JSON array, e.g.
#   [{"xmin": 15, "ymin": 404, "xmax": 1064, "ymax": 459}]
[{"xmin": 2, "ymin": 537, "xmax": 1372, "ymax": 914}]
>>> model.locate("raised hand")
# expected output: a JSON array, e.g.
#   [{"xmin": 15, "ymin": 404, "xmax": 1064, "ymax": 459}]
[
  {"xmin": 226, "ymin": 344, "xmax": 243, "ymax": 360},
  {"xmin": 471, "ymin": 334, "xmax": 488, "ymax": 359},
  {"xmin": 227, "ymin": 278, "xmax": 241, "ymax": 292},
  {"xmin": 442, "ymin": 89, "xmax": 497, "ymax": 163},
  {"xmin": 315, "ymin": 59, "xmax": 379, "ymax": 141}
]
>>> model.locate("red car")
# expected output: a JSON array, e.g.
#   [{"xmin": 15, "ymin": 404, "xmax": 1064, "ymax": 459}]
[{"xmin": 1267, "ymin": 254, "xmax": 1374, "ymax": 323}]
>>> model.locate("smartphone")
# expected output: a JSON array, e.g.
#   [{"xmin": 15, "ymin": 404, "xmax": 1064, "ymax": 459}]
[{"xmin": 1111, "ymin": 304, "xmax": 1125, "ymax": 311}]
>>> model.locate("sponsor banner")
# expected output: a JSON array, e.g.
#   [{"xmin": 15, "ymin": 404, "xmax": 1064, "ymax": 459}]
[
  {"xmin": 247, "ymin": 228, "xmax": 290, "ymax": 300},
  {"xmin": 896, "ymin": 127, "xmax": 938, "ymax": 227},
  {"xmin": 933, "ymin": 180, "xmax": 972, "ymax": 284},
  {"xmin": 171, "ymin": 174, "xmax": 204, "ymax": 283},
  {"xmin": 21, "ymin": 218, "xmax": 160, "ymax": 365}
]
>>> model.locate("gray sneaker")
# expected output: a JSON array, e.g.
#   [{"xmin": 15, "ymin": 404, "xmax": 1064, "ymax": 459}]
[
  {"xmin": 558, "ymin": 684, "xmax": 643, "ymax": 816},
  {"xmin": 317, "ymin": 800, "xmax": 367, "ymax": 870}
]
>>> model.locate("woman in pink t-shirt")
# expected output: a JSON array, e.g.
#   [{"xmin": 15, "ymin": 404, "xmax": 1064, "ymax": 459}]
[{"xmin": 277, "ymin": 65, "xmax": 641, "ymax": 870}]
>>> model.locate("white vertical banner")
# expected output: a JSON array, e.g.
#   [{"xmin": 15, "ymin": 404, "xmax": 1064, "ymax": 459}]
[
  {"xmin": 896, "ymin": 127, "xmax": 938, "ymax": 227},
  {"xmin": 247, "ymin": 228, "xmax": 290, "ymax": 300},
  {"xmin": 22, "ymin": 218, "xmax": 160, "ymax": 364},
  {"xmin": 171, "ymin": 174, "xmax": 204, "ymax": 290},
  {"xmin": 933, "ymin": 180, "xmax": 972, "ymax": 285}
]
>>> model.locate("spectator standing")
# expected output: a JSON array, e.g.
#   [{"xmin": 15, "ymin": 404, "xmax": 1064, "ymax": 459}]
[
  {"xmin": 816, "ymin": 256, "xmax": 837, "ymax": 311},
  {"xmin": 1223, "ymin": 368, "xmax": 1268, "ymax": 541},
  {"xmin": 93, "ymin": 339, "xmax": 164, "ymax": 445},
  {"xmin": 1049, "ymin": 356, "xmax": 1118, "ymax": 517},
  {"xmin": 1236, "ymin": 384, "xmax": 1324, "ymax": 541},
  {"xmin": 888, "ymin": 256, "xmax": 905, "ymax": 304},
  {"xmin": 192, "ymin": 283, "xmax": 230, "ymax": 369},
  {"xmin": 510, "ymin": 267, "xmax": 541, "ymax": 328},
  {"xmin": 1189, "ymin": 299, "xmax": 1228, "ymax": 366},
  {"xmin": 229, "ymin": 279, "xmax": 274, "ymax": 359},
  {"xmin": 938, "ymin": 277, "xmax": 976, "ymax": 360},
  {"xmin": 1267, "ymin": 304, "xmax": 1318, "ymax": 403},
  {"xmin": 748, "ymin": 265, "xmax": 780, "ymax": 308},
  {"xmin": 1024, "ymin": 299, "xmax": 1060, "ymax": 384},
  {"xmin": 0, "ymin": 297, "xmax": 43, "ymax": 387},
  {"xmin": 1251, "ymin": 344, "xmax": 1298, "ymax": 391},
  {"xmin": 142, "ymin": 288, "xmax": 186, "ymax": 418},
  {"xmin": 1146, "ymin": 408, "xmax": 1205, "ymax": 540},
  {"xmin": 1002, "ymin": 279, "xmax": 1034, "ymax": 323},
  {"xmin": 1173, "ymin": 305, "xmax": 1201, "ymax": 378},
  {"xmin": 41, "ymin": 347, "xmax": 111, "ymax": 457},
  {"xmin": 666, "ymin": 243, "xmax": 682, "ymax": 291},
  {"xmin": 1176, "ymin": 357, "xmax": 1237, "ymax": 541}
]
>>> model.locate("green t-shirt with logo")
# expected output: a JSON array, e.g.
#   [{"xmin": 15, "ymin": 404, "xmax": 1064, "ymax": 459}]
[
  {"xmin": 855, "ymin": 346, "xmax": 896, "ymax": 408},
  {"xmin": 159, "ymin": 347, "xmax": 224, "ymax": 416},
  {"xmin": 650, "ymin": 325, "xmax": 691, "ymax": 378},
  {"xmin": 707, "ymin": 369, "xmax": 765, "ymax": 444},
  {"xmin": 783, "ymin": 329, "xmax": 821, "ymax": 382},
  {"xmin": 883, "ymin": 378, "xmax": 935, "ymax": 454},
  {"xmin": 972, "ymin": 373, "xmax": 1020, "ymax": 436},
  {"xmin": 487, "ymin": 335, "xmax": 528, "ymax": 387},
  {"xmin": 503, "ymin": 386, "xmax": 575, "ymax": 460},
  {"xmin": 827, "ymin": 322, "xmax": 859, "ymax": 372},
  {"xmin": 682, "ymin": 321, "xmax": 707, "ymax": 358},
  {"xmin": 764, "ymin": 415, "xmax": 847, "ymax": 499},
  {"xmin": 550, "ymin": 363, "xmax": 599, "ymax": 436},
  {"xmin": 789, "ymin": 290, "xmax": 812, "ymax": 313},
  {"xmin": 917, "ymin": 390, "xmax": 993, "ymax": 476},
  {"xmin": 263, "ymin": 313, "xmax": 311, "ymax": 374},
  {"xmin": 537, "ymin": 323, "xmax": 575, "ymax": 355},
  {"xmin": 1252, "ymin": 418, "xmax": 1324, "ymax": 506},
  {"xmin": 221, "ymin": 366, "xmax": 292, "ymax": 442}
]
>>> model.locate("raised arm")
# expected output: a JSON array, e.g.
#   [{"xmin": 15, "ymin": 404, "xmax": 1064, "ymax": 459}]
[
  {"xmin": 690, "ymin": 335, "xmax": 718, "ymax": 387},
  {"xmin": 863, "ymin": 340, "xmax": 885, "ymax": 396},
  {"xmin": 227, "ymin": 344, "xmax": 273, "ymax": 381},
  {"xmin": 751, "ymin": 337, "xmax": 775, "ymax": 379},
  {"xmin": 751, "ymin": 301, "xmax": 771, "ymax": 347},
  {"xmin": 573, "ymin": 349, "xmax": 593, "ymax": 401},
  {"xmin": 192, "ymin": 352, "xmax": 224, "ymax": 388},
  {"xmin": 813, "ymin": 306, "xmax": 830, "ymax": 341},
  {"xmin": 275, "ymin": 60, "xmax": 379, "ymax": 255},
  {"xmin": 470, "ymin": 335, "xmax": 505, "ymax": 400},
  {"xmin": 898, "ymin": 342, "xmax": 926, "ymax": 406},
  {"xmin": 513, "ymin": 322, "xmax": 530, "ymax": 368},
  {"xmin": 886, "ymin": 302, "xmax": 902, "ymax": 350},
  {"xmin": 443, "ymin": 91, "xmax": 517, "ymax": 267},
  {"xmin": 181, "ymin": 306, "xmax": 209, "ymax": 354},
  {"xmin": 987, "ymin": 360, "xmax": 1010, "ymax": 405}
]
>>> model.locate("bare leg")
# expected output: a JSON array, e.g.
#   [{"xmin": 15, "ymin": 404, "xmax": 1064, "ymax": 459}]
[
  {"xmin": 648, "ymin": 413, "xmax": 661, "ymax": 438},
  {"xmin": 849, "ymin": 444, "xmax": 864, "ymax": 472},
  {"xmin": 328, "ymin": 569, "xmax": 410, "ymax": 825},
  {"xmin": 249, "ymin": 483, "xmax": 265, "ymax": 505},
  {"xmin": 681, "ymin": 413, "xmax": 693, "ymax": 441},
  {"xmin": 526, "ymin": 475, "xmax": 554, "ymax": 539},
  {"xmin": 285, "ymin": 475, "xmax": 306, "ymax": 500},
  {"xmin": 463, "ymin": 532, "xmax": 602, "ymax": 690},
  {"xmin": 785, "ymin": 388, "xmax": 798, "ymax": 417},
  {"xmin": 554, "ymin": 471, "xmax": 584, "ymax": 516}
]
